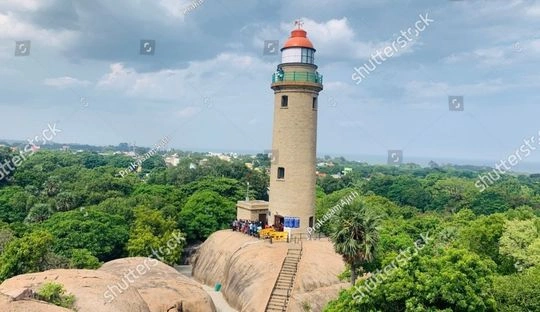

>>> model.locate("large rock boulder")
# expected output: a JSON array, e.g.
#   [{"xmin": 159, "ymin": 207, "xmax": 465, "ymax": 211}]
[
  {"xmin": 0, "ymin": 269, "xmax": 150, "ymax": 312},
  {"xmin": 192, "ymin": 230, "xmax": 347, "ymax": 312},
  {"xmin": 0, "ymin": 292, "xmax": 71, "ymax": 312},
  {"xmin": 100, "ymin": 257, "xmax": 216, "ymax": 312}
]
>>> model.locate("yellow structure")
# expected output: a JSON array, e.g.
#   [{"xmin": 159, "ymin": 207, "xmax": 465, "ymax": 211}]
[{"xmin": 268, "ymin": 26, "xmax": 323, "ymax": 234}]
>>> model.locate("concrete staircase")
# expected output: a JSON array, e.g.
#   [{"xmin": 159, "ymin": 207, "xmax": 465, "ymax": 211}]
[{"xmin": 264, "ymin": 242, "xmax": 303, "ymax": 312}]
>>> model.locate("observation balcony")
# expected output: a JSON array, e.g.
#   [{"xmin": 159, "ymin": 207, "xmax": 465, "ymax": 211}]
[{"xmin": 271, "ymin": 72, "xmax": 323, "ymax": 84}]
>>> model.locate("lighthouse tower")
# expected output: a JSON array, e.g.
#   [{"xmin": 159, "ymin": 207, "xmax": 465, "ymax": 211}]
[{"xmin": 268, "ymin": 23, "xmax": 323, "ymax": 235}]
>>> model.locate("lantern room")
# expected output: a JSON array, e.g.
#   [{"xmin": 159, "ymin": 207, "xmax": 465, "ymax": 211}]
[{"xmin": 280, "ymin": 28, "xmax": 316, "ymax": 64}]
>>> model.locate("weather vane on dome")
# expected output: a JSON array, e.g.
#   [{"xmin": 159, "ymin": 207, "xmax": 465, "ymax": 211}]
[{"xmin": 294, "ymin": 19, "xmax": 304, "ymax": 29}]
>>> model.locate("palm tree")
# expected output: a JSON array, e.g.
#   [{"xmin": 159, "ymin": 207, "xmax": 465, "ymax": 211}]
[
  {"xmin": 330, "ymin": 199, "xmax": 381, "ymax": 286},
  {"xmin": 25, "ymin": 204, "xmax": 53, "ymax": 223}
]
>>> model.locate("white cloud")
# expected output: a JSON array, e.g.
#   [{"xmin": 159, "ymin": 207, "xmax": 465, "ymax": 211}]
[
  {"xmin": 253, "ymin": 17, "xmax": 427, "ymax": 61},
  {"xmin": 97, "ymin": 53, "xmax": 273, "ymax": 100},
  {"xmin": 176, "ymin": 106, "xmax": 201, "ymax": 118},
  {"xmin": 0, "ymin": 12, "xmax": 77, "ymax": 47},
  {"xmin": 443, "ymin": 38, "xmax": 540, "ymax": 67},
  {"xmin": 0, "ymin": 0, "xmax": 49, "ymax": 11},
  {"xmin": 158, "ymin": 0, "xmax": 199, "ymax": 18},
  {"xmin": 403, "ymin": 79, "xmax": 513, "ymax": 102},
  {"xmin": 526, "ymin": 4, "xmax": 540, "ymax": 16},
  {"xmin": 44, "ymin": 76, "xmax": 91, "ymax": 89}
]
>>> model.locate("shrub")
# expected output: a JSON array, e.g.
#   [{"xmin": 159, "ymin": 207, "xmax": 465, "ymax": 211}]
[{"xmin": 36, "ymin": 282, "xmax": 76, "ymax": 309}]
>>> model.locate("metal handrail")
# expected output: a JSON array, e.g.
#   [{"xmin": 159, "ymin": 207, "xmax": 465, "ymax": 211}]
[{"xmin": 272, "ymin": 72, "xmax": 323, "ymax": 84}]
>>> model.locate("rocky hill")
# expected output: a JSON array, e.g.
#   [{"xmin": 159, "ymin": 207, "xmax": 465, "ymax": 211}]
[
  {"xmin": 192, "ymin": 230, "xmax": 347, "ymax": 312},
  {"xmin": 0, "ymin": 257, "xmax": 215, "ymax": 312}
]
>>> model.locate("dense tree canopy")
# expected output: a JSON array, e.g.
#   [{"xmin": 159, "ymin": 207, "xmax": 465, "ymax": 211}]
[{"xmin": 0, "ymin": 148, "xmax": 537, "ymax": 312}]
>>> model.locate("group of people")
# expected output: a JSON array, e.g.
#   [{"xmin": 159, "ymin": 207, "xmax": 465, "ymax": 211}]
[{"xmin": 231, "ymin": 219, "xmax": 267, "ymax": 237}]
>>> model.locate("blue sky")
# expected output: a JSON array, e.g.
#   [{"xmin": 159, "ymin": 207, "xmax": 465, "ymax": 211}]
[{"xmin": 1, "ymin": 0, "xmax": 539, "ymax": 167}]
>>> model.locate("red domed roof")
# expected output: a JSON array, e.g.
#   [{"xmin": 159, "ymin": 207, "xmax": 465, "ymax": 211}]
[{"xmin": 282, "ymin": 29, "xmax": 314, "ymax": 50}]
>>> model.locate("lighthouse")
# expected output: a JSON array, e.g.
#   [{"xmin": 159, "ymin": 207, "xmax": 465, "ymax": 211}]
[{"xmin": 268, "ymin": 22, "xmax": 323, "ymax": 235}]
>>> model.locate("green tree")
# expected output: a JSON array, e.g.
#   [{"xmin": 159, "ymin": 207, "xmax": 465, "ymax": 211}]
[
  {"xmin": 127, "ymin": 207, "xmax": 185, "ymax": 265},
  {"xmin": 141, "ymin": 155, "xmax": 167, "ymax": 172},
  {"xmin": 315, "ymin": 188, "xmax": 359, "ymax": 235},
  {"xmin": 179, "ymin": 177, "xmax": 245, "ymax": 204},
  {"xmin": 55, "ymin": 192, "xmax": 78, "ymax": 212},
  {"xmin": 459, "ymin": 214, "xmax": 506, "ymax": 265},
  {"xmin": 43, "ymin": 209, "xmax": 129, "ymax": 261},
  {"xmin": 330, "ymin": 199, "xmax": 381, "ymax": 285},
  {"xmin": 0, "ymin": 230, "xmax": 54, "ymax": 281},
  {"xmin": 42, "ymin": 176, "xmax": 63, "ymax": 197},
  {"xmin": 471, "ymin": 188, "xmax": 510, "ymax": 215},
  {"xmin": 325, "ymin": 247, "xmax": 497, "ymax": 312},
  {"xmin": 428, "ymin": 177, "xmax": 477, "ymax": 212},
  {"xmin": 179, "ymin": 190, "xmax": 235, "ymax": 242},
  {"xmin": 25, "ymin": 203, "xmax": 54, "ymax": 223},
  {"xmin": 0, "ymin": 186, "xmax": 30, "ymax": 223},
  {"xmin": 68, "ymin": 249, "xmax": 100, "ymax": 269},
  {"xmin": 0, "ymin": 226, "xmax": 14, "ymax": 253},
  {"xmin": 493, "ymin": 267, "xmax": 540, "ymax": 311},
  {"xmin": 80, "ymin": 152, "xmax": 107, "ymax": 169},
  {"xmin": 499, "ymin": 219, "xmax": 540, "ymax": 269}
]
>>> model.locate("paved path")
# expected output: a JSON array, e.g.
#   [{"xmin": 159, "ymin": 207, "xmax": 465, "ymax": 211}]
[{"xmin": 176, "ymin": 265, "xmax": 238, "ymax": 312}]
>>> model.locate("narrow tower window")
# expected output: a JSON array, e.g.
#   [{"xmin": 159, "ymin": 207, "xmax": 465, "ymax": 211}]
[
  {"xmin": 277, "ymin": 167, "xmax": 285, "ymax": 179},
  {"xmin": 281, "ymin": 95, "xmax": 288, "ymax": 108},
  {"xmin": 312, "ymin": 97, "xmax": 318, "ymax": 110}
]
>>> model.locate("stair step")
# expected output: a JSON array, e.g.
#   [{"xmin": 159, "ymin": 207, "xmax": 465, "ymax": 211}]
[
  {"xmin": 276, "ymin": 281, "xmax": 293, "ymax": 285},
  {"xmin": 276, "ymin": 282, "xmax": 293, "ymax": 286},
  {"xmin": 265, "ymin": 247, "xmax": 304, "ymax": 312},
  {"xmin": 281, "ymin": 267, "xmax": 297, "ymax": 271},
  {"xmin": 282, "ymin": 265, "xmax": 297, "ymax": 269}
]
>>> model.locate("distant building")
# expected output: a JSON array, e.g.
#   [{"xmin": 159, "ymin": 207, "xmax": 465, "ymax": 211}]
[
  {"xmin": 165, "ymin": 154, "xmax": 180, "ymax": 167},
  {"xmin": 198, "ymin": 158, "xmax": 208, "ymax": 166},
  {"xmin": 218, "ymin": 154, "xmax": 231, "ymax": 162}
]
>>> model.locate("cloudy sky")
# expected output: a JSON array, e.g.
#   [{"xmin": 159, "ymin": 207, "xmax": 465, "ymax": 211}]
[{"xmin": 1, "ymin": 0, "xmax": 539, "ymax": 168}]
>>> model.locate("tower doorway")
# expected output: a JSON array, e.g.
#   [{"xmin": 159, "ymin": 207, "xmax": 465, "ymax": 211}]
[{"xmin": 274, "ymin": 215, "xmax": 284, "ymax": 232}]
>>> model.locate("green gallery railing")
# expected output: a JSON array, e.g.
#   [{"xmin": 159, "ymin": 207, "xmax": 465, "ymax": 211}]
[{"xmin": 272, "ymin": 72, "xmax": 323, "ymax": 84}]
